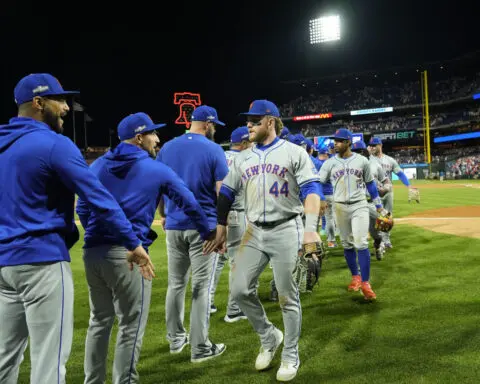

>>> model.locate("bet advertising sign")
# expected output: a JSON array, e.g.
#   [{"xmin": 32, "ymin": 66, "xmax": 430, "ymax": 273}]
[{"xmin": 374, "ymin": 131, "xmax": 416, "ymax": 141}]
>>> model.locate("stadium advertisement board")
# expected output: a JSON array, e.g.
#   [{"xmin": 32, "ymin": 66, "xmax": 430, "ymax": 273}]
[
  {"xmin": 293, "ymin": 113, "xmax": 333, "ymax": 121},
  {"xmin": 373, "ymin": 130, "xmax": 416, "ymax": 141},
  {"xmin": 350, "ymin": 107, "xmax": 393, "ymax": 116}
]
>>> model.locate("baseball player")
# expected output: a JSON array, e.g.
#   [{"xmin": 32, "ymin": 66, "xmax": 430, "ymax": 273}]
[
  {"xmin": 0, "ymin": 73, "xmax": 153, "ymax": 384},
  {"xmin": 209, "ymin": 126, "xmax": 251, "ymax": 323},
  {"xmin": 351, "ymin": 141, "xmax": 392, "ymax": 260},
  {"xmin": 204, "ymin": 99, "xmax": 326, "ymax": 382},
  {"xmin": 156, "ymin": 105, "xmax": 229, "ymax": 362},
  {"xmin": 77, "ymin": 112, "xmax": 213, "ymax": 383},
  {"xmin": 280, "ymin": 126, "xmax": 290, "ymax": 140},
  {"xmin": 316, "ymin": 146, "xmax": 337, "ymax": 248},
  {"xmin": 305, "ymin": 138, "xmax": 322, "ymax": 172},
  {"xmin": 369, "ymin": 137, "xmax": 413, "ymax": 248},
  {"xmin": 319, "ymin": 128, "xmax": 386, "ymax": 301}
]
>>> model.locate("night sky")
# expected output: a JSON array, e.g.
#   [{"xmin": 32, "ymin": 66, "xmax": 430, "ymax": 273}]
[{"xmin": 1, "ymin": 0, "xmax": 478, "ymax": 146}]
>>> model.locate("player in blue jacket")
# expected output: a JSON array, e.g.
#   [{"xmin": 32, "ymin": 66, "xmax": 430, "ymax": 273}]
[
  {"xmin": 0, "ymin": 73, "xmax": 153, "ymax": 384},
  {"xmin": 77, "ymin": 112, "xmax": 213, "ymax": 383},
  {"xmin": 157, "ymin": 105, "xmax": 229, "ymax": 363}
]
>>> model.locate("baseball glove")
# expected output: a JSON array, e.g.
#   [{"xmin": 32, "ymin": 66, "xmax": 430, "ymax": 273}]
[
  {"xmin": 302, "ymin": 242, "xmax": 325, "ymax": 291},
  {"xmin": 408, "ymin": 188, "xmax": 420, "ymax": 203},
  {"xmin": 375, "ymin": 210, "xmax": 394, "ymax": 232}
]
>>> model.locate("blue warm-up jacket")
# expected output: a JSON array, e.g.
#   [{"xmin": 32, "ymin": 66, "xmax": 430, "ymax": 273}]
[
  {"xmin": 0, "ymin": 117, "xmax": 140, "ymax": 266},
  {"xmin": 77, "ymin": 142, "xmax": 211, "ymax": 252}
]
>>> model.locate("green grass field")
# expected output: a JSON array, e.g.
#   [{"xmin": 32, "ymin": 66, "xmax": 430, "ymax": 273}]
[{"xmin": 20, "ymin": 180, "xmax": 480, "ymax": 383}]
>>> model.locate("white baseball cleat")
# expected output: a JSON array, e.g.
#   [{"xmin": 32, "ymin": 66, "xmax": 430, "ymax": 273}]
[
  {"xmin": 191, "ymin": 343, "xmax": 226, "ymax": 363},
  {"xmin": 170, "ymin": 336, "xmax": 189, "ymax": 354},
  {"xmin": 255, "ymin": 328, "xmax": 283, "ymax": 371},
  {"xmin": 276, "ymin": 361, "xmax": 299, "ymax": 381}
]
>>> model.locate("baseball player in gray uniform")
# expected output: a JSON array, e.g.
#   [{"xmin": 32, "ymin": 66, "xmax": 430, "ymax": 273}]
[
  {"xmin": 209, "ymin": 126, "xmax": 251, "ymax": 323},
  {"xmin": 204, "ymin": 100, "xmax": 326, "ymax": 382},
  {"xmin": 351, "ymin": 141, "xmax": 392, "ymax": 261},
  {"xmin": 369, "ymin": 137, "xmax": 413, "ymax": 249},
  {"xmin": 319, "ymin": 129, "xmax": 385, "ymax": 301}
]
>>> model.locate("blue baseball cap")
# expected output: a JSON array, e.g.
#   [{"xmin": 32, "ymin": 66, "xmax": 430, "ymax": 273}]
[
  {"xmin": 291, "ymin": 134, "xmax": 306, "ymax": 146},
  {"xmin": 14, "ymin": 73, "xmax": 79, "ymax": 105},
  {"xmin": 240, "ymin": 99, "xmax": 280, "ymax": 117},
  {"xmin": 230, "ymin": 126, "xmax": 249, "ymax": 143},
  {"xmin": 191, "ymin": 105, "xmax": 225, "ymax": 126},
  {"xmin": 305, "ymin": 138, "xmax": 314, "ymax": 151},
  {"xmin": 330, "ymin": 128, "xmax": 353, "ymax": 141},
  {"xmin": 328, "ymin": 141, "xmax": 335, "ymax": 149},
  {"xmin": 352, "ymin": 140, "xmax": 367, "ymax": 150},
  {"xmin": 280, "ymin": 126, "xmax": 290, "ymax": 139},
  {"xmin": 118, "ymin": 112, "xmax": 166, "ymax": 141},
  {"xmin": 317, "ymin": 146, "xmax": 329, "ymax": 154},
  {"xmin": 369, "ymin": 137, "xmax": 382, "ymax": 145}
]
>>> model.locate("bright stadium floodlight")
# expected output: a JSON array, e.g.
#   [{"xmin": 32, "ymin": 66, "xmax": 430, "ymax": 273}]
[{"xmin": 309, "ymin": 15, "xmax": 341, "ymax": 44}]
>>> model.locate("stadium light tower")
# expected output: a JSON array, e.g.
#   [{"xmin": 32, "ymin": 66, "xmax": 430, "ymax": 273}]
[{"xmin": 309, "ymin": 15, "xmax": 341, "ymax": 44}]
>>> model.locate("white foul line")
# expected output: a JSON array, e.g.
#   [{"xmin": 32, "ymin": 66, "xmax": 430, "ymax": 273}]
[{"xmin": 396, "ymin": 217, "xmax": 480, "ymax": 221}]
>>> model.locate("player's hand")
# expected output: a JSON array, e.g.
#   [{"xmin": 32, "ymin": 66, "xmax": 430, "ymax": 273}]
[
  {"xmin": 203, "ymin": 225, "xmax": 227, "ymax": 255},
  {"xmin": 303, "ymin": 231, "xmax": 321, "ymax": 245},
  {"xmin": 127, "ymin": 245, "xmax": 155, "ymax": 280},
  {"xmin": 159, "ymin": 217, "xmax": 166, "ymax": 232},
  {"xmin": 319, "ymin": 200, "xmax": 327, "ymax": 216}
]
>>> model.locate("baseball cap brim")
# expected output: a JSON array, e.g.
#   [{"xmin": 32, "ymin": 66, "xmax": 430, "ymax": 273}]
[
  {"xmin": 213, "ymin": 119, "xmax": 225, "ymax": 126},
  {"xmin": 140, "ymin": 123, "xmax": 167, "ymax": 135},
  {"xmin": 43, "ymin": 90, "xmax": 80, "ymax": 98}
]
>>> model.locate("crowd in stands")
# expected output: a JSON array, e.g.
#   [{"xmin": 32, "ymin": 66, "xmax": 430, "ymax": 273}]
[
  {"xmin": 301, "ymin": 106, "xmax": 480, "ymax": 137},
  {"xmin": 280, "ymin": 71, "xmax": 480, "ymax": 117}
]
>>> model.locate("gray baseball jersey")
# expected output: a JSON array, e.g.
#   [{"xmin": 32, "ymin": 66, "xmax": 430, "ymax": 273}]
[
  {"xmin": 318, "ymin": 153, "xmax": 374, "ymax": 203},
  {"xmin": 372, "ymin": 154, "xmax": 401, "ymax": 181},
  {"xmin": 367, "ymin": 157, "xmax": 390, "ymax": 199},
  {"xmin": 225, "ymin": 150, "xmax": 245, "ymax": 211},
  {"xmin": 223, "ymin": 140, "xmax": 319, "ymax": 223}
]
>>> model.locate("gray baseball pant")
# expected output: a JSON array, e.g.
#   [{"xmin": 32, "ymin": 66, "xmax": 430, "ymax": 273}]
[
  {"xmin": 0, "ymin": 261, "xmax": 73, "ymax": 384},
  {"xmin": 324, "ymin": 195, "xmax": 336, "ymax": 242},
  {"xmin": 83, "ymin": 245, "xmax": 151, "ymax": 384},
  {"xmin": 381, "ymin": 192, "xmax": 394, "ymax": 244},
  {"xmin": 210, "ymin": 210, "xmax": 245, "ymax": 316},
  {"xmin": 231, "ymin": 216, "xmax": 303, "ymax": 364},
  {"xmin": 165, "ymin": 230, "xmax": 218, "ymax": 357}
]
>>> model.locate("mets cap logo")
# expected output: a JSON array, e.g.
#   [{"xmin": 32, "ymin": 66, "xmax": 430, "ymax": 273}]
[
  {"xmin": 135, "ymin": 125, "xmax": 147, "ymax": 133},
  {"xmin": 336, "ymin": 129, "xmax": 340, "ymax": 135}
]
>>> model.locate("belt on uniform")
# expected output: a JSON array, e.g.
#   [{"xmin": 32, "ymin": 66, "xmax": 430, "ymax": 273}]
[
  {"xmin": 231, "ymin": 209, "xmax": 244, "ymax": 212},
  {"xmin": 253, "ymin": 214, "xmax": 298, "ymax": 228},
  {"xmin": 336, "ymin": 200, "xmax": 363, "ymax": 205}
]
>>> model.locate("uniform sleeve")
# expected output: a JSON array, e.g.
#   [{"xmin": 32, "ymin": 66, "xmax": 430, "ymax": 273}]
[
  {"xmin": 363, "ymin": 157, "xmax": 374, "ymax": 183},
  {"xmin": 221, "ymin": 155, "xmax": 242, "ymax": 194},
  {"xmin": 294, "ymin": 148, "xmax": 320, "ymax": 187},
  {"xmin": 318, "ymin": 159, "xmax": 331, "ymax": 184},
  {"xmin": 50, "ymin": 137, "xmax": 140, "ymax": 251},
  {"xmin": 391, "ymin": 157, "xmax": 402, "ymax": 174},
  {"xmin": 158, "ymin": 164, "xmax": 212, "ymax": 240},
  {"xmin": 213, "ymin": 145, "xmax": 229, "ymax": 181}
]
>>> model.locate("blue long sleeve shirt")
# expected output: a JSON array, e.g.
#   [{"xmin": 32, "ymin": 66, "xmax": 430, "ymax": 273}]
[
  {"xmin": 77, "ymin": 143, "xmax": 211, "ymax": 251},
  {"xmin": 0, "ymin": 117, "xmax": 140, "ymax": 266}
]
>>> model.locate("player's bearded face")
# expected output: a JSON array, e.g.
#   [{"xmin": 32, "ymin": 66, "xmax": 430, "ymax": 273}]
[
  {"xmin": 334, "ymin": 139, "xmax": 349, "ymax": 154},
  {"xmin": 371, "ymin": 144, "xmax": 381, "ymax": 155},
  {"xmin": 206, "ymin": 122, "xmax": 216, "ymax": 140},
  {"xmin": 139, "ymin": 132, "xmax": 160, "ymax": 158},
  {"xmin": 39, "ymin": 97, "xmax": 69, "ymax": 134},
  {"xmin": 247, "ymin": 116, "xmax": 270, "ymax": 143}
]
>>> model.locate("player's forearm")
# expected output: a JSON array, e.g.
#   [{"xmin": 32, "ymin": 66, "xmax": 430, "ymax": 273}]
[
  {"xmin": 303, "ymin": 193, "xmax": 321, "ymax": 232},
  {"xmin": 396, "ymin": 171, "xmax": 411, "ymax": 187},
  {"xmin": 217, "ymin": 186, "xmax": 235, "ymax": 225},
  {"xmin": 157, "ymin": 198, "xmax": 165, "ymax": 218}
]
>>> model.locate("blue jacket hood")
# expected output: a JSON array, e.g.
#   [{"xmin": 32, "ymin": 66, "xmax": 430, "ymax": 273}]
[
  {"xmin": 0, "ymin": 117, "xmax": 51, "ymax": 153},
  {"xmin": 104, "ymin": 142, "xmax": 149, "ymax": 178}
]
